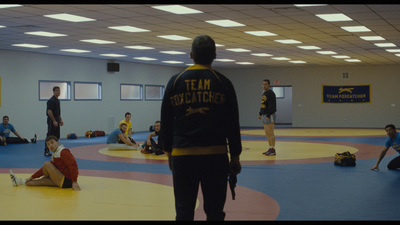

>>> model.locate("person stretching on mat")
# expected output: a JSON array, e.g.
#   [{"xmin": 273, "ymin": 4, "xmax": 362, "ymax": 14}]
[
  {"xmin": 258, "ymin": 79, "xmax": 277, "ymax": 156},
  {"xmin": 10, "ymin": 135, "xmax": 81, "ymax": 191},
  {"xmin": 107, "ymin": 123, "xmax": 142, "ymax": 150},
  {"xmin": 371, "ymin": 124, "xmax": 400, "ymax": 171}
]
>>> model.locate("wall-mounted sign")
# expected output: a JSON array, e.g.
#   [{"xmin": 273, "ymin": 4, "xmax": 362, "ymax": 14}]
[{"xmin": 322, "ymin": 85, "xmax": 370, "ymax": 103}]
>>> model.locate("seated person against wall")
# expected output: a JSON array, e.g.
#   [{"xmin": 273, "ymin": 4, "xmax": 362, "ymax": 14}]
[
  {"xmin": 118, "ymin": 112, "xmax": 138, "ymax": 144},
  {"xmin": 0, "ymin": 116, "xmax": 36, "ymax": 146},
  {"xmin": 107, "ymin": 123, "xmax": 142, "ymax": 150},
  {"xmin": 141, "ymin": 121, "xmax": 164, "ymax": 155}
]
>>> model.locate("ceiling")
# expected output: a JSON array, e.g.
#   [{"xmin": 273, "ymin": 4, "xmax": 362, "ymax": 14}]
[{"xmin": 1, "ymin": 4, "xmax": 400, "ymax": 69}]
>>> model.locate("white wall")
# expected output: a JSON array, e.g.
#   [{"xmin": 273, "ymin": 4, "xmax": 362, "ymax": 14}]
[
  {"xmin": 0, "ymin": 49, "xmax": 183, "ymax": 140},
  {"xmin": 220, "ymin": 65, "xmax": 400, "ymax": 128}
]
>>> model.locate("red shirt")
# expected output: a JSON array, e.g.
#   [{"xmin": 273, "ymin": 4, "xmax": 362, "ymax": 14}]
[{"xmin": 32, "ymin": 146, "xmax": 79, "ymax": 182}]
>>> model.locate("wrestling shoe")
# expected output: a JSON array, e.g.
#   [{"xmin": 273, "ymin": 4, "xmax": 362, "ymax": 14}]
[
  {"xmin": 10, "ymin": 170, "xmax": 24, "ymax": 187},
  {"xmin": 263, "ymin": 148, "xmax": 276, "ymax": 156}
]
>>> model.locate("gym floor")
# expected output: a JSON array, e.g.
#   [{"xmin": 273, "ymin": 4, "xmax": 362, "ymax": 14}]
[{"xmin": 1, "ymin": 127, "xmax": 399, "ymax": 221}]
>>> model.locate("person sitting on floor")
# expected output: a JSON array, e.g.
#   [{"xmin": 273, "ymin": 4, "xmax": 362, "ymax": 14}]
[
  {"xmin": 141, "ymin": 121, "xmax": 164, "ymax": 155},
  {"xmin": 0, "ymin": 116, "xmax": 36, "ymax": 146},
  {"xmin": 107, "ymin": 123, "xmax": 142, "ymax": 150},
  {"xmin": 10, "ymin": 135, "xmax": 80, "ymax": 191}
]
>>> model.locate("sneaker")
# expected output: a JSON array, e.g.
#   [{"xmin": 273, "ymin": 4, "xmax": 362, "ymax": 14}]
[
  {"xmin": 263, "ymin": 148, "xmax": 276, "ymax": 156},
  {"xmin": 10, "ymin": 170, "xmax": 24, "ymax": 187},
  {"xmin": 31, "ymin": 134, "xmax": 37, "ymax": 143}
]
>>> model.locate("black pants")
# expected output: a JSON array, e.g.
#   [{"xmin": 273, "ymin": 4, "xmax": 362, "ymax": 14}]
[
  {"xmin": 387, "ymin": 155, "xmax": 400, "ymax": 170},
  {"xmin": 1, "ymin": 137, "xmax": 29, "ymax": 145},
  {"xmin": 171, "ymin": 154, "xmax": 229, "ymax": 221},
  {"xmin": 45, "ymin": 119, "xmax": 60, "ymax": 152}
]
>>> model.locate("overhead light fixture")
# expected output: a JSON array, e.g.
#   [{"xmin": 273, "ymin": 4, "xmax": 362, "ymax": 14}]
[
  {"xmin": 215, "ymin": 59, "xmax": 235, "ymax": 62},
  {"xmin": 124, "ymin": 46, "xmax": 155, "ymax": 50},
  {"xmin": 158, "ymin": 35, "xmax": 191, "ymax": 41},
  {"xmin": 100, "ymin": 54, "xmax": 127, "ymax": 57},
  {"xmin": 0, "ymin": 4, "xmax": 22, "ymax": 9},
  {"xmin": 25, "ymin": 31, "xmax": 67, "ymax": 37},
  {"xmin": 251, "ymin": 53, "xmax": 273, "ymax": 57},
  {"xmin": 162, "ymin": 60, "xmax": 184, "ymax": 64},
  {"xmin": 395, "ymin": 54, "xmax": 400, "ymax": 57},
  {"xmin": 108, "ymin": 26, "xmax": 150, "ymax": 33},
  {"xmin": 316, "ymin": 13, "xmax": 352, "ymax": 22},
  {"xmin": 80, "ymin": 39, "xmax": 116, "ymax": 44},
  {"xmin": 294, "ymin": 4, "xmax": 327, "ymax": 7},
  {"xmin": 359, "ymin": 36, "xmax": 385, "ymax": 41},
  {"xmin": 44, "ymin": 13, "xmax": 96, "ymax": 22},
  {"xmin": 385, "ymin": 49, "xmax": 400, "ymax": 53},
  {"xmin": 0, "ymin": 25, "xmax": 6, "ymax": 28},
  {"xmin": 205, "ymin": 19, "xmax": 245, "ymax": 27},
  {"xmin": 345, "ymin": 59, "xmax": 361, "ymax": 62},
  {"xmin": 160, "ymin": 51, "xmax": 186, "ymax": 55},
  {"xmin": 289, "ymin": 60, "xmax": 307, "ymax": 64},
  {"xmin": 271, "ymin": 57, "xmax": 291, "ymax": 60},
  {"xmin": 60, "ymin": 49, "xmax": 91, "ymax": 53},
  {"xmin": 151, "ymin": 5, "xmax": 203, "ymax": 14},
  {"xmin": 236, "ymin": 62, "xmax": 254, "ymax": 65},
  {"xmin": 274, "ymin": 39, "xmax": 302, "ymax": 44},
  {"xmin": 134, "ymin": 57, "xmax": 157, "ymax": 61},
  {"xmin": 215, "ymin": 44, "xmax": 225, "ymax": 47},
  {"xmin": 316, "ymin": 51, "xmax": 337, "ymax": 55},
  {"xmin": 332, "ymin": 55, "xmax": 350, "ymax": 59},
  {"xmin": 297, "ymin": 46, "xmax": 321, "ymax": 50},
  {"xmin": 245, "ymin": 31, "xmax": 277, "ymax": 36},
  {"xmin": 341, "ymin": 26, "xmax": 371, "ymax": 32},
  {"xmin": 226, "ymin": 48, "xmax": 251, "ymax": 52},
  {"xmin": 12, "ymin": 43, "xmax": 48, "ymax": 48},
  {"xmin": 374, "ymin": 43, "xmax": 396, "ymax": 47}
]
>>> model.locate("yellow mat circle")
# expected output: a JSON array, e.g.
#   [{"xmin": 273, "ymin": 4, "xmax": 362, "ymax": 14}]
[
  {"xmin": 242, "ymin": 128, "xmax": 385, "ymax": 137},
  {"xmin": 241, "ymin": 141, "xmax": 358, "ymax": 160},
  {"xmin": 1, "ymin": 174, "xmax": 177, "ymax": 220},
  {"xmin": 99, "ymin": 148, "xmax": 168, "ymax": 160}
]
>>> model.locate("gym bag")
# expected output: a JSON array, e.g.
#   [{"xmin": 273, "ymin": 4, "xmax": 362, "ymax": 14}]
[{"xmin": 334, "ymin": 151, "xmax": 356, "ymax": 167}]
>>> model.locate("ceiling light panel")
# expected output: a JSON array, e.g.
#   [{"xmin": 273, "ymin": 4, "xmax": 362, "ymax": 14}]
[
  {"xmin": 274, "ymin": 39, "xmax": 302, "ymax": 44},
  {"xmin": 44, "ymin": 13, "xmax": 96, "ymax": 22},
  {"xmin": 108, "ymin": 26, "xmax": 150, "ymax": 33},
  {"xmin": 226, "ymin": 48, "xmax": 251, "ymax": 52},
  {"xmin": 341, "ymin": 26, "xmax": 371, "ymax": 32},
  {"xmin": 124, "ymin": 46, "xmax": 155, "ymax": 50},
  {"xmin": 25, "ymin": 31, "xmax": 67, "ymax": 37},
  {"xmin": 100, "ymin": 54, "xmax": 126, "ymax": 57},
  {"xmin": 245, "ymin": 31, "xmax": 278, "ymax": 36},
  {"xmin": 374, "ymin": 43, "xmax": 396, "ymax": 47},
  {"xmin": 134, "ymin": 57, "xmax": 157, "ymax": 61},
  {"xmin": 205, "ymin": 19, "xmax": 246, "ymax": 27},
  {"xmin": 158, "ymin": 35, "xmax": 192, "ymax": 41},
  {"xmin": 12, "ymin": 43, "xmax": 48, "ymax": 48},
  {"xmin": 60, "ymin": 49, "xmax": 91, "ymax": 53},
  {"xmin": 151, "ymin": 5, "xmax": 203, "ymax": 14},
  {"xmin": 316, "ymin": 13, "xmax": 353, "ymax": 22},
  {"xmin": 160, "ymin": 51, "xmax": 186, "ymax": 55},
  {"xmin": 80, "ymin": 39, "xmax": 116, "ymax": 44},
  {"xmin": 359, "ymin": 36, "xmax": 385, "ymax": 41},
  {"xmin": 297, "ymin": 46, "xmax": 321, "ymax": 50}
]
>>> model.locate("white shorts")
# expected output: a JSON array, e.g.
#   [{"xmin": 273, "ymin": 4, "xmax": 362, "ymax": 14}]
[{"xmin": 261, "ymin": 114, "xmax": 276, "ymax": 125}]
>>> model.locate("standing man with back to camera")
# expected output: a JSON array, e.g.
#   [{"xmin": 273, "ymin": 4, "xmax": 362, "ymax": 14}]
[
  {"xmin": 45, "ymin": 86, "xmax": 64, "ymax": 156},
  {"xmin": 160, "ymin": 35, "xmax": 242, "ymax": 221}
]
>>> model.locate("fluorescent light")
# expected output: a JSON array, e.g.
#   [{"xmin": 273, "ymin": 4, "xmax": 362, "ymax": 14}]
[
  {"xmin": 294, "ymin": 4, "xmax": 327, "ymax": 7},
  {"xmin": 215, "ymin": 59, "xmax": 235, "ymax": 62},
  {"xmin": 395, "ymin": 54, "xmax": 400, "ymax": 57},
  {"xmin": 245, "ymin": 31, "xmax": 277, "ymax": 36},
  {"xmin": 151, "ymin": 5, "xmax": 203, "ymax": 14},
  {"xmin": 44, "ymin": 13, "xmax": 96, "ymax": 22},
  {"xmin": 345, "ymin": 59, "xmax": 361, "ymax": 62},
  {"xmin": 0, "ymin": 4, "xmax": 22, "ymax": 9},
  {"xmin": 25, "ymin": 31, "xmax": 67, "ymax": 37},
  {"xmin": 274, "ymin": 39, "xmax": 302, "ymax": 44},
  {"xmin": 12, "ymin": 43, "xmax": 48, "ymax": 48},
  {"xmin": 374, "ymin": 43, "xmax": 396, "ymax": 47},
  {"xmin": 289, "ymin": 60, "xmax": 307, "ymax": 64},
  {"xmin": 236, "ymin": 62, "xmax": 254, "ymax": 65},
  {"xmin": 386, "ymin": 49, "xmax": 400, "ymax": 53},
  {"xmin": 60, "ymin": 49, "xmax": 91, "ymax": 53},
  {"xmin": 251, "ymin": 53, "xmax": 273, "ymax": 57},
  {"xmin": 134, "ymin": 57, "xmax": 157, "ymax": 61},
  {"xmin": 297, "ymin": 46, "xmax": 321, "ymax": 50},
  {"xmin": 226, "ymin": 48, "xmax": 251, "ymax": 53},
  {"xmin": 360, "ymin": 36, "xmax": 385, "ymax": 41},
  {"xmin": 205, "ymin": 19, "xmax": 245, "ymax": 27},
  {"xmin": 162, "ymin": 61, "xmax": 184, "ymax": 64},
  {"xmin": 124, "ymin": 45, "xmax": 155, "ymax": 50},
  {"xmin": 108, "ymin": 26, "xmax": 150, "ymax": 33},
  {"xmin": 271, "ymin": 57, "xmax": 291, "ymax": 60},
  {"xmin": 215, "ymin": 44, "xmax": 225, "ymax": 47},
  {"xmin": 158, "ymin": 35, "xmax": 191, "ymax": 41},
  {"xmin": 80, "ymin": 39, "xmax": 116, "ymax": 44},
  {"xmin": 100, "ymin": 54, "xmax": 126, "ymax": 57},
  {"xmin": 341, "ymin": 26, "xmax": 371, "ymax": 32},
  {"xmin": 0, "ymin": 25, "xmax": 6, "ymax": 28},
  {"xmin": 332, "ymin": 55, "xmax": 350, "ymax": 59},
  {"xmin": 316, "ymin": 51, "xmax": 337, "ymax": 55},
  {"xmin": 160, "ymin": 51, "xmax": 186, "ymax": 55},
  {"xmin": 316, "ymin": 13, "xmax": 352, "ymax": 22}
]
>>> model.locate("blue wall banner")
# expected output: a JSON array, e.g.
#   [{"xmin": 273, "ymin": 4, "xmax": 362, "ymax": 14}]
[{"xmin": 322, "ymin": 85, "xmax": 370, "ymax": 103}]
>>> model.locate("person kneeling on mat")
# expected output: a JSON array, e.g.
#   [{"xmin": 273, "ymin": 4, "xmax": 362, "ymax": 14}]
[
  {"xmin": 371, "ymin": 124, "xmax": 400, "ymax": 171},
  {"xmin": 10, "ymin": 135, "xmax": 81, "ymax": 191},
  {"xmin": 107, "ymin": 123, "xmax": 142, "ymax": 150}
]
